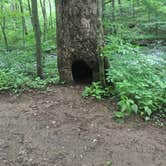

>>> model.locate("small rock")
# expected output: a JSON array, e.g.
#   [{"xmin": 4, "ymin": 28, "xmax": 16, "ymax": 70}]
[
  {"xmin": 52, "ymin": 121, "xmax": 56, "ymax": 124},
  {"xmin": 93, "ymin": 139, "xmax": 97, "ymax": 143}
]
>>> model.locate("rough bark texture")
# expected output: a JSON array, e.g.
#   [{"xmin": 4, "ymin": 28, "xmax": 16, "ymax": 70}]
[{"xmin": 56, "ymin": 0, "xmax": 101, "ymax": 83}]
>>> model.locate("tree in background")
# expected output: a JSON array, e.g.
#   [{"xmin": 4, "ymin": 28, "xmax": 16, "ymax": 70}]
[
  {"xmin": 19, "ymin": 0, "xmax": 28, "ymax": 46},
  {"xmin": 31, "ymin": 0, "xmax": 43, "ymax": 79},
  {"xmin": 0, "ymin": 2, "xmax": 9, "ymax": 51},
  {"xmin": 40, "ymin": 0, "xmax": 48, "ymax": 41}
]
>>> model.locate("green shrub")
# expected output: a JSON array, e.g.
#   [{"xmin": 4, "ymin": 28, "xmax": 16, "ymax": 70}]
[
  {"xmin": 105, "ymin": 36, "xmax": 166, "ymax": 123},
  {"xmin": 0, "ymin": 50, "xmax": 59, "ymax": 93},
  {"xmin": 82, "ymin": 82, "xmax": 112, "ymax": 100},
  {"xmin": 84, "ymin": 36, "xmax": 166, "ymax": 125}
]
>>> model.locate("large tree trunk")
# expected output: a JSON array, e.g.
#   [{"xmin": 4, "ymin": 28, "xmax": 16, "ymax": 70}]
[{"xmin": 56, "ymin": 0, "xmax": 106, "ymax": 83}]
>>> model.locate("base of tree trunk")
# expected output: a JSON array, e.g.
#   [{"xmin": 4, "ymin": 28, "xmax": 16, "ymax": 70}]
[{"xmin": 58, "ymin": 58, "xmax": 99, "ymax": 84}]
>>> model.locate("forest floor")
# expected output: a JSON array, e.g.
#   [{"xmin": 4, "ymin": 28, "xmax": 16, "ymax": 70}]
[{"xmin": 0, "ymin": 85, "xmax": 165, "ymax": 166}]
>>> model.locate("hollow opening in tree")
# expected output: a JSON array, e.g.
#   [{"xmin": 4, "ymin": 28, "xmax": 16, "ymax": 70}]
[{"xmin": 72, "ymin": 60, "xmax": 93, "ymax": 84}]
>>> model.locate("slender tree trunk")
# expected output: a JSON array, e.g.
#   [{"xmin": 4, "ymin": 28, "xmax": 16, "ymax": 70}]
[
  {"xmin": 10, "ymin": 2, "xmax": 16, "ymax": 29},
  {"xmin": 27, "ymin": 0, "xmax": 33, "ymax": 27},
  {"xmin": 0, "ymin": 25, "xmax": 9, "ymax": 51},
  {"xmin": 54, "ymin": 0, "xmax": 57, "ymax": 28},
  {"xmin": 112, "ymin": 0, "xmax": 115, "ymax": 21},
  {"xmin": 40, "ymin": 0, "xmax": 47, "ymax": 41},
  {"xmin": 97, "ymin": 0, "xmax": 106, "ymax": 87},
  {"xmin": 48, "ymin": 0, "xmax": 53, "ymax": 29},
  {"xmin": 14, "ymin": 2, "xmax": 20, "ymax": 29},
  {"xmin": 111, "ymin": 0, "xmax": 116, "ymax": 34},
  {"xmin": 102, "ymin": 0, "xmax": 105, "ymax": 19},
  {"xmin": 132, "ymin": 0, "xmax": 135, "ymax": 17},
  {"xmin": 31, "ymin": 0, "xmax": 43, "ymax": 79},
  {"xmin": 118, "ymin": 0, "xmax": 122, "ymax": 16},
  {"xmin": 10, "ymin": 2, "xmax": 19, "ymax": 29},
  {"xmin": 19, "ymin": 0, "xmax": 28, "ymax": 34},
  {"xmin": 19, "ymin": 0, "xmax": 27, "ymax": 47},
  {"xmin": 0, "ymin": 4, "xmax": 9, "ymax": 51}
]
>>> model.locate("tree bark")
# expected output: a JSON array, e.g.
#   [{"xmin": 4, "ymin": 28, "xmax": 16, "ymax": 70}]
[
  {"xmin": 40, "ymin": 0, "xmax": 47, "ymax": 41},
  {"xmin": 0, "ymin": 24, "xmax": 9, "ymax": 51},
  {"xmin": 48, "ymin": 0, "xmax": 53, "ymax": 29},
  {"xmin": 27, "ymin": 0, "xmax": 34, "ymax": 27},
  {"xmin": 19, "ymin": 0, "xmax": 28, "ymax": 47},
  {"xmin": 31, "ymin": 0, "xmax": 43, "ymax": 79},
  {"xmin": 97, "ymin": 0, "xmax": 106, "ymax": 87},
  {"xmin": 56, "ymin": 0, "xmax": 105, "ymax": 83},
  {"xmin": 19, "ymin": 0, "xmax": 28, "ymax": 35},
  {"xmin": 0, "ymin": 4, "xmax": 9, "ymax": 51}
]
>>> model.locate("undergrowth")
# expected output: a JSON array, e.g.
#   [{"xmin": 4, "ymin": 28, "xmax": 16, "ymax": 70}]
[
  {"xmin": 83, "ymin": 36, "xmax": 166, "ymax": 126},
  {"xmin": 0, "ymin": 49, "xmax": 58, "ymax": 93}
]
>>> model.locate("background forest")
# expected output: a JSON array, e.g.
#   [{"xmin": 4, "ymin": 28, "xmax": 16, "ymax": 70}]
[{"xmin": 0, "ymin": 0, "xmax": 165, "ymax": 125}]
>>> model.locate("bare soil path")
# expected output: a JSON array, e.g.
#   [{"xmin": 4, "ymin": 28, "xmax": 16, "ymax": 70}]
[{"xmin": 0, "ymin": 86, "xmax": 165, "ymax": 166}]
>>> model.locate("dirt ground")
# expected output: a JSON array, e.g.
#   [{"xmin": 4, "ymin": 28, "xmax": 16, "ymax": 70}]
[{"xmin": 0, "ymin": 85, "xmax": 165, "ymax": 166}]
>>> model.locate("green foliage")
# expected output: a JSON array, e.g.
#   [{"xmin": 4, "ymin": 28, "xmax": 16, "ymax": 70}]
[
  {"xmin": 114, "ymin": 97, "xmax": 138, "ymax": 119},
  {"xmin": 43, "ymin": 40, "xmax": 56, "ymax": 53},
  {"xmin": 0, "ymin": 0, "xmax": 57, "ymax": 92},
  {"xmin": 103, "ymin": 0, "xmax": 166, "ymax": 40},
  {"xmin": 103, "ymin": 35, "xmax": 139, "ymax": 56},
  {"xmin": 0, "ymin": 50, "xmax": 58, "ymax": 93},
  {"xmin": 82, "ymin": 82, "xmax": 112, "ymax": 100},
  {"xmin": 106, "ymin": 160, "xmax": 112, "ymax": 166},
  {"xmin": 104, "ymin": 36, "xmax": 166, "ymax": 124},
  {"xmin": 83, "ymin": 34, "xmax": 165, "ymax": 125}
]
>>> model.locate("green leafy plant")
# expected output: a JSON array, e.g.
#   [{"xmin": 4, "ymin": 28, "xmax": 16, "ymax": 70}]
[
  {"xmin": 82, "ymin": 82, "xmax": 112, "ymax": 100},
  {"xmin": 114, "ymin": 96, "xmax": 138, "ymax": 119},
  {"xmin": 105, "ymin": 36, "xmax": 166, "ymax": 124},
  {"xmin": 0, "ymin": 50, "xmax": 59, "ymax": 93},
  {"xmin": 106, "ymin": 160, "xmax": 112, "ymax": 166}
]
